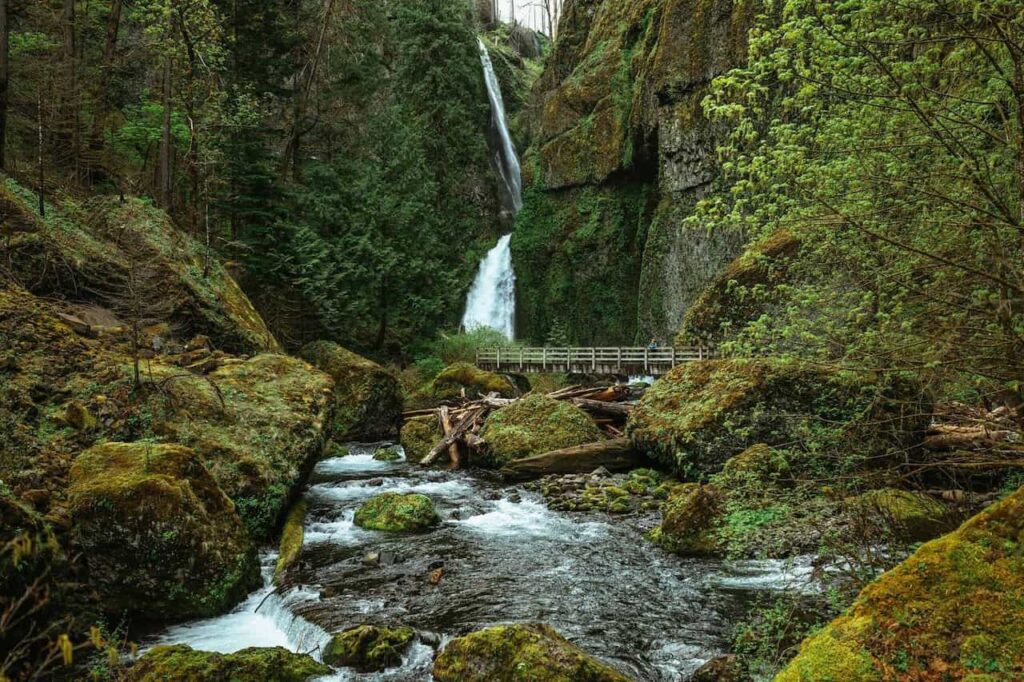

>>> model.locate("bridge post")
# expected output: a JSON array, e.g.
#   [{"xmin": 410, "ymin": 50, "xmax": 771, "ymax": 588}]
[
  {"xmin": 519, "ymin": 347, "xmax": 523, "ymax": 370},
  {"xmin": 497, "ymin": 347, "xmax": 501, "ymax": 370},
  {"xmin": 698, "ymin": 346, "xmax": 703, "ymax": 361},
  {"xmin": 542, "ymin": 347, "xmax": 547, "ymax": 371},
  {"xmin": 592, "ymin": 348, "xmax": 596, "ymax": 372},
  {"xmin": 644, "ymin": 347, "xmax": 649, "ymax": 374},
  {"xmin": 672, "ymin": 347, "xmax": 676, "ymax": 368}
]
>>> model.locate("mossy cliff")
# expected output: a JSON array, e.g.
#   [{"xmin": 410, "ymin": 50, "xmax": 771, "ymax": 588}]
[
  {"xmin": 300, "ymin": 341, "xmax": 402, "ymax": 441},
  {"xmin": 513, "ymin": 0, "xmax": 754, "ymax": 343},
  {"xmin": 68, "ymin": 443, "xmax": 259, "ymax": 619},
  {"xmin": 0, "ymin": 179, "xmax": 278, "ymax": 354},
  {"xmin": 433, "ymin": 623, "xmax": 631, "ymax": 682},
  {"xmin": 778, "ymin": 486, "xmax": 1024, "ymax": 681}
]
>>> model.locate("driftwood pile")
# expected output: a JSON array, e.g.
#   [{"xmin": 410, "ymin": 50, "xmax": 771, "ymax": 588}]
[
  {"xmin": 914, "ymin": 402, "xmax": 1024, "ymax": 475},
  {"xmin": 403, "ymin": 385, "xmax": 635, "ymax": 469}
]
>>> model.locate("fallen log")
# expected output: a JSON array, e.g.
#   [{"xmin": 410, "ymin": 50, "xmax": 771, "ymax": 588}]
[
  {"xmin": 571, "ymin": 398, "xmax": 633, "ymax": 420},
  {"xmin": 923, "ymin": 425, "xmax": 1021, "ymax": 452},
  {"xmin": 420, "ymin": 406, "xmax": 486, "ymax": 466},
  {"xmin": 439, "ymin": 406, "xmax": 461, "ymax": 469},
  {"xmin": 499, "ymin": 438, "xmax": 647, "ymax": 482}
]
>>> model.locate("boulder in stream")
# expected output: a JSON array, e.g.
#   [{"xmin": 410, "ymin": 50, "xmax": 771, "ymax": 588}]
[
  {"xmin": 479, "ymin": 394, "xmax": 603, "ymax": 468},
  {"xmin": 123, "ymin": 644, "xmax": 328, "ymax": 681},
  {"xmin": 300, "ymin": 340, "xmax": 403, "ymax": 441},
  {"xmin": 401, "ymin": 415, "xmax": 443, "ymax": 461},
  {"xmin": 354, "ymin": 492, "xmax": 440, "ymax": 532},
  {"xmin": 650, "ymin": 483, "xmax": 726, "ymax": 557},
  {"xmin": 432, "ymin": 623, "xmax": 631, "ymax": 682},
  {"xmin": 68, "ymin": 442, "xmax": 259, "ymax": 620},
  {"xmin": 323, "ymin": 624, "xmax": 415, "ymax": 671},
  {"xmin": 430, "ymin": 362, "xmax": 518, "ymax": 401}
]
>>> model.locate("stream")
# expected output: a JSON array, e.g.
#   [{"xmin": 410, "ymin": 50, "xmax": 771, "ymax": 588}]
[{"xmin": 153, "ymin": 443, "xmax": 821, "ymax": 681}]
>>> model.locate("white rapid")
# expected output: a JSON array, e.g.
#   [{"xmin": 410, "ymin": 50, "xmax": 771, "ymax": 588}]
[{"xmin": 462, "ymin": 38, "xmax": 521, "ymax": 340}]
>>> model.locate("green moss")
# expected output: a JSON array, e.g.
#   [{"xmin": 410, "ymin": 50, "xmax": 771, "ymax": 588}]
[
  {"xmin": 68, "ymin": 442, "xmax": 259, "ymax": 619},
  {"xmin": 274, "ymin": 500, "xmax": 307, "ymax": 585},
  {"xmin": 778, "ymin": 486, "xmax": 1024, "ymax": 681},
  {"xmin": 300, "ymin": 341, "xmax": 402, "ymax": 441},
  {"xmin": 323, "ymin": 625, "xmax": 415, "ymax": 671},
  {"xmin": 401, "ymin": 416, "xmax": 443, "ymax": 462},
  {"xmin": 626, "ymin": 359, "xmax": 929, "ymax": 479},
  {"xmin": 430, "ymin": 362, "xmax": 517, "ymax": 400},
  {"xmin": 373, "ymin": 447, "xmax": 402, "ymax": 462},
  {"xmin": 650, "ymin": 483, "xmax": 726, "ymax": 557},
  {"xmin": 433, "ymin": 623, "xmax": 631, "ymax": 682},
  {"xmin": 354, "ymin": 492, "xmax": 440, "ymax": 532},
  {"xmin": 479, "ymin": 394, "xmax": 603, "ymax": 468},
  {"xmin": 846, "ymin": 488, "xmax": 954, "ymax": 542},
  {"xmin": 123, "ymin": 645, "xmax": 328, "ymax": 681}
]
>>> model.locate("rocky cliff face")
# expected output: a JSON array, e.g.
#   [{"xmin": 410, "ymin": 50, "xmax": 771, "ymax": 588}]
[{"xmin": 514, "ymin": 0, "xmax": 752, "ymax": 343}]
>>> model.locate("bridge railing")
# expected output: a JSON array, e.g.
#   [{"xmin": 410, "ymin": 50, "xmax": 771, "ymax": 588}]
[{"xmin": 475, "ymin": 346, "xmax": 714, "ymax": 373}]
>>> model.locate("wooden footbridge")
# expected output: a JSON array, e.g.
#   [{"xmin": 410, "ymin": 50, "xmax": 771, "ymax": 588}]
[{"xmin": 475, "ymin": 347, "xmax": 714, "ymax": 377}]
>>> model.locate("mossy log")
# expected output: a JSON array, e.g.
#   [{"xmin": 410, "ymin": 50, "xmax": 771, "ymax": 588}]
[{"xmin": 500, "ymin": 438, "xmax": 646, "ymax": 481}]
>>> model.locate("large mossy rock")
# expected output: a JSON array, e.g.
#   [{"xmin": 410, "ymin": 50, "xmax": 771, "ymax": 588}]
[
  {"xmin": 400, "ymin": 415, "xmax": 443, "ymax": 462},
  {"xmin": 153, "ymin": 353, "xmax": 334, "ymax": 540},
  {"xmin": 430, "ymin": 362, "xmax": 518, "ymax": 400},
  {"xmin": 299, "ymin": 341, "xmax": 402, "ymax": 441},
  {"xmin": 354, "ymin": 492, "xmax": 440, "ymax": 532},
  {"xmin": 68, "ymin": 443, "xmax": 259, "ymax": 620},
  {"xmin": 323, "ymin": 624, "xmax": 415, "ymax": 671},
  {"xmin": 0, "ymin": 179, "xmax": 279, "ymax": 354},
  {"xmin": 123, "ymin": 645, "xmax": 328, "ymax": 681},
  {"xmin": 777, "ymin": 486, "xmax": 1024, "ymax": 682},
  {"xmin": 626, "ymin": 359, "xmax": 929, "ymax": 479},
  {"xmin": 479, "ymin": 394, "xmax": 604, "ymax": 468},
  {"xmin": 432, "ymin": 623, "xmax": 631, "ymax": 682},
  {"xmin": 845, "ymin": 488, "xmax": 955, "ymax": 543},
  {"xmin": 650, "ymin": 483, "xmax": 725, "ymax": 557}
]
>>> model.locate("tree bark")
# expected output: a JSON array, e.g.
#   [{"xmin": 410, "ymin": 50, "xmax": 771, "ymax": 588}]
[
  {"xmin": 499, "ymin": 438, "xmax": 646, "ymax": 481},
  {"xmin": 159, "ymin": 55, "xmax": 173, "ymax": 209},
  {"xmin": 89, "ymin": 0, "xmax": 123, "ymax": 156}
]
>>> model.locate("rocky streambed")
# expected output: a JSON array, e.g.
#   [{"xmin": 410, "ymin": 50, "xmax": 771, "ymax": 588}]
[{"xmin": 152, "ymin": 443, "xmax": 823, "ymax": 681}]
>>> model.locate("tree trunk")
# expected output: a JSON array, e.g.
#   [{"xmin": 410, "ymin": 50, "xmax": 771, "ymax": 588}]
[
  {"xmin": 0, "ymin": 0, "xmax": 8, "ymax": 171},
  {"xmin": 499, "ymin": 439, "xmax": 646, "ymax": 481},
  {"xmin": 63, "ymin": 0, "xmax": 79, "ymax": 181},
  {"xmin": 159, "ymin": 56, "xmax": 173, "ymax": 209},
  {"xmin": 89, "ymin": 0, "xmax": 123, "ymax": 156}
]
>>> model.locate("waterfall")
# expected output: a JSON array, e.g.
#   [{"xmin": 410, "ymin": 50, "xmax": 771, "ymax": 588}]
[{"xmin": 463, "ymin": 38, "xmax": 521, "ymax": 340}]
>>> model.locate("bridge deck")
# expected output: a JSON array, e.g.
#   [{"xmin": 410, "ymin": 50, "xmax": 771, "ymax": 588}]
[{"xmin": 476, "ymin": 347, "xmax": 713, "ymax": 376}]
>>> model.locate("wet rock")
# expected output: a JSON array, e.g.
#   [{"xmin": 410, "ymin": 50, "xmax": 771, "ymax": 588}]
[
  {"xmin": 650, "ymin": 484, "xmax": 726, "ymax": 557},
  {"xmin": 273, "ymin": 501, "xmax": 307, "ymax": 585},
  {"xmin": 691, "ymin": 655, "xmax": 745, "ymax": 682},
  {"xmin": 299, "ymin": 340, "xmax": 403, "ymax": 441},
  {"xmin": 68, "ymin": 442, "xmax": 259, "ymax": 620},
  {"xmin": 400, "ymin": 415, "xmax": 443, "ymax": 462},
  {"xmin": 362, "ymin": 551, "xmax": 381, "ymax": 566},
  {"xmin": 366, "ymin": 477, "xmax": 385, "ymax": 487},
  {"xmin": 123, "ymin": 644, "xmax": 328, "ymax": 681},
  {"xmin": 506, "ymin": 492, "xmax": 522, "ymax": 503},
  {"xmin": 591, "ymin": 466, "xmax": 611, "ymax": 478},
  {"xmin": 373, "ymin": 447, "xmax": 402, "ymax": 462},
  {"xmin": 323, "ymin": 625, "xmax": 415, "ymax": 671},
  {"xmin": 354, "ymin": 493, "xmax": 440, "ymax": 533},
  {"xmin": 433, "ymin": 623, "xmax": 631, "ymax": 682},
  {"xmin": 419, "ymin": 631, "xmax": 442, "ymax": 648}
]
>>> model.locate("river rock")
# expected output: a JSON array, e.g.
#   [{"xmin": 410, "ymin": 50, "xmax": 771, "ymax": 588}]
[
  {"xmin": 323, "ymin": 625, "xmax": 415, "ymax": 671},
  {"xmin": 844, "ymin": 488, "xmax": 956, "ymax": 543},
  {"xmin": 479, "ymin": 394, "xmax": 603, "ymax": 468},
  {"xmin": 123, "ymin": 645, "xmax": 328, "ymax": 681},
  {"xmin": 300, "ymin": 340, "xmax": 403, "ymax": 441},
  {"xmin": 401, "ymin": 415, "xmax": 443, "ymax": 462},
  {"xmin": 690, "ymin": 654, "xmax": 745, "ymax": 681},
  {"xmin": 778, "ymin": 485, "xmax": 1024, "ymax": 681},
  {"xmin": 627, "ymin": 359, "xmax": 930, "ymax": 478},
  {"xmin": 650, "ymin": 484, "xmax": 726, "ymax": 557},
  {"xmin": 68, "ymin": 442, "xmax": 259, "ymax": 620},
  {"xmin": 354, "ymin": 492, "xmax": 440, "ymax": 532},
  {"xmin": 432, "ymin": 623, "xmax": 631, "ymax": 682}
]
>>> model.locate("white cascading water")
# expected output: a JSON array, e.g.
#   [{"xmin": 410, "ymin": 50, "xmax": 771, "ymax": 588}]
[{"xmin": 462, "ymin": 38, "xmax": 521, "ymax": 340}]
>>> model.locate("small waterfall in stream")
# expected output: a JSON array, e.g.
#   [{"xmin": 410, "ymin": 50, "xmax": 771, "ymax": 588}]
[{"xmin": 462, "ymin": 38, "xmax": 521, "ymax": 340}]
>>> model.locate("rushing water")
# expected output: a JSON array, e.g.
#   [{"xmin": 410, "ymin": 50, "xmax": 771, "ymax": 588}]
[
  {"xmin": 462, "ymin": 38, "xmax": 521, "ymax": 340},
  {"xmin": 155, "ymin": 444, "xmax": 823, "ymax": 681}
]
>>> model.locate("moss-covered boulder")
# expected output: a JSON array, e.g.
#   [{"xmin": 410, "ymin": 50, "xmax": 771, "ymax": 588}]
[
  {"xmin": 299, "ymin": 341, "xmax": 402, "ymax": 442},
  {"xmin": 627, "ymin": 359, "xmax": 929, "ymax": 479},
  {"xmin": 400, "ymin": 415, "xmax": 443, "ymax": 462},
  {"xmin": 845, "ymin": 488, "xmax": 954, "ymax": 543},
  {"xmin": 123, "ymin": 645, "xmax": 328, "ymax": 681},
  {"xmin": 479, "ymin": 394, "xmax": 603, "ymax": 468},
  {"xmin": 68, "ymin": 442, "xmax": 259, "ymax": 620},
  {"xmin": 373, "ymin": 447, "xmax": 402, "ymax": 462},
  {"xmin": 650, "ymin": 484, "xmax": 725, "ymax": 557},
  {"xmin": 152, "ymin": 353, "xmax": 334, "ymax": 540},
  {"xmin": 0, "ymin": 179, "xmax": 279, "ymax": 354},
  {"xmin": 274, "ymin": 500, "xmax": 307, "ymax": 585},
  {"xmin": 323, "ymin": 625, "xmax": 415, "ymax": 671},
  {"xmin": 354, "ymin": 493, "xmax": 440, "ymax": 532},
  {"xmin": 777, "ymin": 486, "xmax": 1024, "ymax": 681},
  {"xmin": 430, "ymin": 362, "xmax": 518, "ymax": 401},
  {"xmin": 433, "ymin": 623, "xmax": 631, "ymax": 682}
]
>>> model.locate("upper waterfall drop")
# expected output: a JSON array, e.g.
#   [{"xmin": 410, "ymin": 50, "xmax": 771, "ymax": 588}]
[{"xmin": 462, "ymin": 38, "xmax": 522, "ymax": 340}]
